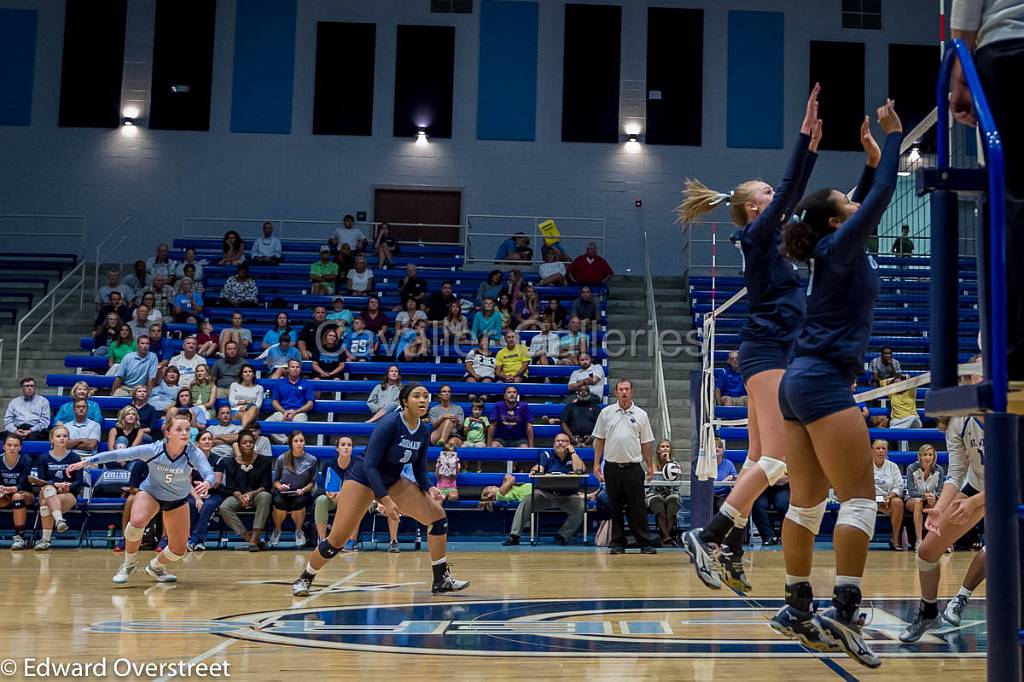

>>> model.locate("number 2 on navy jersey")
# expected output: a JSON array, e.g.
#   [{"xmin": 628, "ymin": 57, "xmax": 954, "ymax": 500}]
[{"xmin": 399, "ymin": 449, "xmax": 414, "ymax": 464}]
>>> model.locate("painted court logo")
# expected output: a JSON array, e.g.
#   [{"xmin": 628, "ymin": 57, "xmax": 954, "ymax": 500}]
[{"xmin": 89, "ymin": 597, "xmax": 986, "ymax": 659}]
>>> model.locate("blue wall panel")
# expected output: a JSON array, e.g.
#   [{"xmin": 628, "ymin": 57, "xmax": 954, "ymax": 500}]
[
  {"xmin": 0, "ymin": 9, "xmax": 38, "ymax": 126},
  {"xmin": 727, "ymin": 10, "xmax": 784, "ymax": 149},
  {"xmin": 230, "ymin": 0, "xmax": 296, "ymax": 134},
  {"xmin": 477, "ymin": 0, "xmax": 538, "ymax": 141}
]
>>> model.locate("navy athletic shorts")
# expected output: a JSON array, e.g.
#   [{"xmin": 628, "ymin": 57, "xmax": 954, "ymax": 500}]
[
  {"xmin": 158, "ymin": 496, "xmax": 189, "ymax": 512},
  {"xmin": 738, "ymin": 340, "xmax": 793, "ymax": 382},
  {"xmin": 778, "ymin": 356, "xmax": 857, "ymax": 425}
]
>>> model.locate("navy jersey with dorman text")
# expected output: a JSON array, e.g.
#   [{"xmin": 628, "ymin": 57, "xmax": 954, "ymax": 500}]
[
  {"xmin": 0, "ymin": 454, "xmax": 33, "ymax": 492},
  {"xmin": 37, "ymin": 451, "xmax": 84, "ymax": 496},
  {"xmin": 349, "ymin": 410, "xmax": 431, "ymax": 498}
]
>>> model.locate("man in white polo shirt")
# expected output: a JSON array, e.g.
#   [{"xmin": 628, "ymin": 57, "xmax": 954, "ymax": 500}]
[
  {"xmin": 592, "ymin": 377, "xmax": 656, "ymax": 554},
  {"xmin": 169, "ymin": 336, "xmax": 207, "ymax": 388}
]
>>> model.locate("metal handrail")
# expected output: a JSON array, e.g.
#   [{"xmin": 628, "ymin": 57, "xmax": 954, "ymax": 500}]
[
  {"xmin": 643, "ymin": 231, "xmax": 671, "ymax": 443},
  {"xmin": 465, "ymin": 214, "xmax": 606, "ymax": 266},
  {"xmin": 14, "ymin": 260, "xmax": 87, "ymax": 377},
  {"xmin": 0, "ymin": 213, "xmax": 88, "ymax": 260},
  {"xmin": 93, "ymin": 216, "xmax": 133, "ymax": 295}
]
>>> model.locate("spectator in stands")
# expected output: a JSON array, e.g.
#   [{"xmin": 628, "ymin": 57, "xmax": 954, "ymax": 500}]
[
  {"xmin": 397, "ymin": 263, "xmax": 429, "ymax": 309},
  {"xmin": 870, "ymin": 347, "xmax": 901, "ymax": 386},
  {"xmin": 395, "ymin": 297, "xmax": 428, "ymax": 329},
  {"xmin": 227, "ymin": 364, "xmax": 262, "ymax": 429},
  {"xmin": 212, "ymin": 340, "xmax": 245, "ymax": 398},
  {"xmin": 314, "ymin": 437, "xmax": 354, "ymax": 544},
  {"xmin": 127, "ymin": 385, "xmax": 158, "ymax": 441},
  {"xmin": 220, "ymin": 311, "xmax": 252, "ymax": 356},
  {"xmin": 332, "ymin": 243, "xmax": 356, "ymax": 290},
  {"xmin": 345, "ymin": 253, "xmax": 374, "ymax": 296},
  {"xmin": 329, "ymin": 214, "xmax": 367, "ymax": 253},
  {"xmin": 904, "ymin": 443, "xmax": 944, "ymax": 550},
  {"xmin": 872, "ymin": 439, "xmax": 906, "ymax": 551},
  {"xmin": 262, "ymin": 311, "xmax": 296, "ymax": 350},
  {"xmin": 443, "ymin": 300, "xmax": 470, "ymax": 344},
  {"xmin": 65, "ymin": 399, "xmax": 100, "ymax": 458},
  {"xmin": 146, "ymin": 243, "xmax": 177, "ymax": 280},
  {"xmin": 195, "ymin": 319, "xmax": 219, "ymax": 358},
  {"xmin": 52, "ymin": 381, "xmax": 101, "ymax": 427},
  {"xmin": 476, "ymin": 270, "xmax": 504, "ymax": 306},
  {"xmin": 514, "ymin": 284, "xmax": 541, "ymax": 329},
  {"xmin": 496, "ymin": 293, "xmax": 514, "ymax": 329},
  {"xmin": 397, "ymin": 319, "xmax": 432, "ymax": 361},
  {"xmin": 488, "ymin": 386, "xmax": 534, "ymax": 448},
  {"xmin": 93, "ymin": 291, "xmax": 130, "ymax": 331},
  {"xmin": 571, "ymin": 286, "xmax": 599, "ymax": 331},
  {"xmin": 471, "ymin": 298, "xmax": 503, "ymax": 342},
  {"xmin": 297, "ymin": 306, "xmax": 328, "ymax": 360},
  {"xmin": 542, "ymin": 297, "xmax": 567, "ymax": 330},
  {"xmin": 147, "ymin": 323, "xmax": 174, "ymax": 369},
  {"xmin": 110, "ymin": 336, "xmax": 158, "ymax": 397},
  {"xmin": 206, "ymin": 404, "xmax": 241, "ymax": 460},
  {"xmin": 141, "ymin": 274, "xmax": 175, "ymax": 318},
  {"xmin": 247, "ymin": 422, "xmax": 273, "ymax": 459},
  {"xmin": 462, "ymin": 401, "xmax": 489, "ymax": 448},
  {"xmin": 176, "ymin": 248, "xmax": 206, "ymax": 283},
  {"xmin": 107, "ymin": 405, "xmax": 145, "ymax": 450},
  {"xmin": 326, "ymin": 296, "xmax": 354, "ymax": 330},
  {"xmin": 529, "ymin": 319, "xmax": 560, "ymax": 365},
  {"xmin": 251, "ymin": 221, "xmax": 283, "ymax": 265},
  {"xmin": 344, "ymin": 316, "xmax": 377, "ymax": 362},
  {"xmin": 218, "ymin": 429, "xmax": 272, "ymax": 551},
  {"xmin": 885, "ymin": 374, "xmax": 922, "ymax": 428},
  {"xmin": 538, "ymin": 246, "xmax": 567, "ymax": 285},
  {"xmin": 4, "ymin": 377, "xmax": 50, "ymax": 440},
  {"xmin": 166, "ymin": 387, "xmax": 209, "ymax": 428},
  {"xmin": 464, "ymin": 336, "xmax": 497, "ymax": 386},
  {"xmin": 270, "ymin": 430, "xmax": 317, "ymax": 548},
  {"xmin": 429, "ymin": 385, "xmax": 465, "ymax": 446},
  {"xmin": 312, "ymin": 328, "xmax": 346, "ymax": 380},
  {"xmin": 568, "ymin": 353, "xmax": 606, "ymax": 400},
  {"xmin": 95, "ymin": 269, "xmax": 132, "ymax": 313},
  {"xmin": 266, "ymin": 359, "xmax": 314, "ymax": 443},
  {"xmin": 359, "ymin": 296, "xmax": 388, "ymax": 341},
  {"xmin": 373, "ymin": 222, "xmax": 399, "ymax": 267},
  {"xmin": 93, "ymin": 311, "xmax": 122, "ymax": 354},
  {"xmin": 505, "ymin": 268, "xmax": 526, "ymax": 302},
  {"xmin": 122, "ymin": 260, "xmax": 148, "ymax": 302},
  {"xmin": 434, "ymin": 441, "xmax": 461, "ymax": 503},
  {"xmin": 0, "ymin": 433, "xmax": 34, "ymax": 549},
  {"xmin": 496, "ymin": 330, "xmax": 531, "ymax": 383},
  {"xmin": 647, "ymin": 440, "xmax": 684, "ymax": 546},
  {"xmin": 219, "ymin": 230, "xmax": 246, "ymax": 266},
  {"xmin": 148, "ymin": 366, "xmax": 181, "ymax": 411},
  {"xmin": 892, "ymin": 224, "xmax": 914, "ymax": 255},
  {"xmin": 366, "ymin": 365, "xmax": 402, "ymax": 423},
  {"xmin": 220, "ymin": 264, "xmax": 259, "ymax": 307},
  {"xmin": 106, "ymin": 324, "xmax": 137, "ymax": 374},
  {"xmin": 480, "ymin": 474, "xmax": 531, "ymax": 511},
  {"xmin": 168, "ymin": 336, "xmax": 206, "ymax": 388},
  {"xmin": 714, "ymin": 438, "xmax": 737, "ymax": 511},
  {"xmin": 185, "ymin": 430, "xmax": 226, "ymax": 551},
  {"xmin": 310, "ymin": 245, "xmax": 339, "ymax": 295},
  {"xmin": 178, "ymin": 263, "xmax": 205, "ymax": 298},
  {"xmin": 138, "ymin": 293, "xmax": 163, "ymax": 325},
  {"xmin": 263, "ymin": 335, "xmax": 301, "ymax": 379},
  {"xmin": 561, "ymin": 386, "xmax": 601, "ymax": 446},
  {"xmin": 567, "ymin": 242, "xmax": 613, "ymax": 286},
  {"xmin": 173, "ymin": 278, "xmax": 204, "ymax": 323},
  {"xmin": 714, "ymin": 351, "xmax": 747, "ymax": 406},
  {"xmin": 495, "ymin": 232, "xmax": 533, "ymax": 263},
  {"xmin": 502, "ymin": 433, "xmax": 584, "ymax": 545},
  {"xmin": 752, "ymin": 473, "xmax": 791, "ymax": 547},
  {"xmin": 190, "ymin": 364, "xmax": 217, "ymax": 416},
  {"xmin": 127, "ymin": 304, "xmax": 151, "ymax": 340},
  {"xmin": 558, "ymin": 316, "xmax": 588, "ymax": 365},
  {"xmin": 426, "ymin": 281, "xmax": 457, "ymax": 321}
]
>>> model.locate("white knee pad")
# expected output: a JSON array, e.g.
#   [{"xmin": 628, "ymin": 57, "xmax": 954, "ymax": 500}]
[
  {"xmin": 39, "ymin": 505, "xmax": 51, "ymax": 517},
  {"xmin": 41, "ymin": 485, "xmax": 58, "ymax": 500},
  {"xmin": 916, "ymin": 552, "xmax": 942, "ymax": 573},
  {"xmin": 784, "ymin": 499, "xmax": 827, "ymax": 535},
  {"xmin": 124, "ymin": 523, "xmax": 145, "ymax": 542},
  {"xmin": 161, "ymin": 547, "xmax": 185, "ymax": 563},
  {"xmin": 756, "ymin": 457, "xmax": 787, "ymax": 485},
  {"xmin": 836, "ymin": 498, "xmax": 877, "ymax": 538}
]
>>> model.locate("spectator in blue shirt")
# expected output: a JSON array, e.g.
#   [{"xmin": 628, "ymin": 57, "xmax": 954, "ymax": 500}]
[
  {"xmin": 172, "ymin": 277, "xmax": 204, "ymax": 323},
  {"xmin": 266, "ymin": 359, "xmax": 314, "ymax": 444},
  {"xmin": 343, "ymin": 317, "xmax": 377, "ymax": 361},
  {"xmin": 262, "ymin": 311, "xmax": 297, "ymax": 350},
  {"xmin": 714, "ymin": 438, "xmax": 737, "ymax": 508},
  {"xmin": 494, "ymin": 232, "xmax": 533, "ymax": 263},
  {"xmin": 110, "ymin": 336, "xmax": 159, "ymax": 397},
  {"xmin": 714, "ymin": 351, "xmax": 748, "ymax": 406},
  {"xmin": 263, "ymin": 336, "xmax": 302, "ymax": 379}
]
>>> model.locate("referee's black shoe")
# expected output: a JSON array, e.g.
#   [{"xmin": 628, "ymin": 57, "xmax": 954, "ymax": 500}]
[{"xmin": 640, "ymin": 546, "xmax": 657, "ymax": 555}]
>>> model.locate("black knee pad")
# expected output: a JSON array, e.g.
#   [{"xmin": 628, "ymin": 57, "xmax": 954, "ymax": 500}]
[
  {"xmin": 427, "ymin": 517, "xmax": 448, "ymax": 536},
  {"xmin": 12, "ymin": 498, "xmax": 25, "ymax": 509},
  {"xmin": 317, "ymin": 539, "xmax": 342, "ymax": 560}
]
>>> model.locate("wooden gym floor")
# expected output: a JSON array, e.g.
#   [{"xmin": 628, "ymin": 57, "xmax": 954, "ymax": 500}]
[{"xmin": 0, "ymin": 546, "xmax": 985, "ymax": 681}]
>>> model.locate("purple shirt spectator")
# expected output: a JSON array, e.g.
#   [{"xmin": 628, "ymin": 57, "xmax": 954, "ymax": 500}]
[{"xmin": 490, "ymin": 400, "xmax": 532, "ymax": 442}]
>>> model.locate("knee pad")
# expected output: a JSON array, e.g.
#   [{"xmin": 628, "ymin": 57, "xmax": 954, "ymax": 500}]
[
  {"xmin": 784, "ymin": 500, "xmax": 827, "ymax": 535},
  {"xmin": 741, "ymin": 458, "xmax": 755, "ymax": 472},
  {"xmin": 42, "ymin": 485, "xmax": 58, "ymax": 500},
  {"xmin": 317, "ymin": 539, "xmax": 342, "ymax": 560},
  {"xmin": 124, "ymin": 523, "xmax": 145, "ymax": 542},
  {"xmin": 756, "ymin": 457, "xmax": 788, "ymax": 485},
  {"xmin": 11, "ymin": 498, "xmax": 25, "ymax": 509},
  {"xmin": 161, "ymin": 547, "xmax": 185, "ymax": 563},
  {"xmin": 39, "ymin": 505, "xmax": 51, "ymax": 517},
  {"xmin": 836, "ymin": 498, "xmax": 877, "ymax": 538},
  {"xmin": 427, "ymin": 517, "xmax": 449, "ymax": 536},
  {"xmin": 916, "ymin": 552, "xmax": 942, "ymax": 573}
]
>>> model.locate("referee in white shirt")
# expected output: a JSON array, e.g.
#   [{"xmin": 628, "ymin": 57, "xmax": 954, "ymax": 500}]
[{"xmin": 592, "ymin": 378, "xmax": 657, "ymax": 554}]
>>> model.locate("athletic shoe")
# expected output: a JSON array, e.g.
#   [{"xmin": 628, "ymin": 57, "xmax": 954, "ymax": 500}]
[
  {"xmin": 342, "ymin": 539, "xmax": 358, "ymax": 552},
  {"xmin": 502, "ymin": 534, "xmax": 520, "ymax": 546},
  {"xmin": 432, "ymin": 571, "xmax": 470, "ymax": 594},
  {"xmin": 640, "ymin": 546, "xmax": 657, "ymax": 555},
  {"xmin": 683, "ymin": 529, "xmax": 722, "ymax": 589},
  {"xmin": 269, "ymin": 529, "xmax": 281, "ymax": 547},
  {"xmin": 817, "ymin": 607, "xmax": 881, "ymax": 668},
  {"xmin": 898, "ymin": 609, "xmax": 943, "ymax": 643},
  {"xmin": 718, "ymin": 549, "xmax": 752, "ymax": 592},
  {"xmin": 55, "ymin": 520, "xmax": 69, "ymax": 533},
  {"xmin": 186, "ymin": 541, "xmax": 196, "ymax": 552},
  {"xmin": 294, "ymin": 529, "xmax": 306, "ymax": 547},
  {"xmin": 34, "ymin": 539, "xmax": 52, "ymax": 552},
  {"xmin": 292, "ymin": 575, "xmax": 313, "ymax": 598},
  {"xmin": 609, "ymin": 546, "xmax": 625, "ymax": 555},
  {"xmin": 114, "ymin": 538, "xmax": 125, "ymax": 553},
  {"xmin": 943, "ymin": 595, "xmax": 969, "ymax": 627},
  {"xmin": 388, "ymin": 541, "xmax": 400, "ymax": 553},
  {"xmin": 193, "ymin": 542, "xmax": 206, "ymax": 552},
  {"xmin": 10, "ymin": 535, "xmax": 26, "ymax": 551},
  {"xmin": 112, "ymin": 563, "xmax": 137, "ymax": 584},
  {"xmin": 145, "ymin": 562, "xmax": 178, "ymax": 583},
  {"xmin": 770, "ymin": 604, "xmax": 839, "ymax": 653}
]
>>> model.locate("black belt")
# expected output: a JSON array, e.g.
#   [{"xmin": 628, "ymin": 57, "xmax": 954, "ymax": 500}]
[{"xmin": 608, "ymin": 461, "xmax": 641, "ymax": 468}]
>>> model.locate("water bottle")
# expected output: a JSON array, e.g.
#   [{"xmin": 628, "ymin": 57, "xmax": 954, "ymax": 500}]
[{"xmin": 106, "ymin": 524, "xmax": 116, "ymax": 549}]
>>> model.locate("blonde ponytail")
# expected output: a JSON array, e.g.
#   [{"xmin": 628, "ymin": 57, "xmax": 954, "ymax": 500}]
[{"xmin": 675, "ymin": 179, "xmax": 730, "ymax": 225}]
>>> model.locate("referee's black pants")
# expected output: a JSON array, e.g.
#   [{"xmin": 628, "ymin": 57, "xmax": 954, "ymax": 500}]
[{"xmin": 605, "ymin": 461, "xmax": 654, "ymax": 549}]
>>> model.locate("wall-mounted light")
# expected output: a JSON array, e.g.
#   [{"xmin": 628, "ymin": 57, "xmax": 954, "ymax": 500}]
[
  {"xmin": 623, "ymin": 121, "xmax": 642, "ymax": 136},
  {"xmin": 123, "ymin": 106, "xmax": 140, "ymax": 120},
  {"xmin": 415, "ymin": 129, "xmax": 429, "ymax": 145}
]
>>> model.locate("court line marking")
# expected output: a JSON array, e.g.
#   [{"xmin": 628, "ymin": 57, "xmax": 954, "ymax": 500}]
[{"xmin": 151, "ymin": 569, "xmax": 364, "ymax": 682}]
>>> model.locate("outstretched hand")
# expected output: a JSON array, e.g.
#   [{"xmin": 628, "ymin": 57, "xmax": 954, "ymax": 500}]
[
  {"xmin": 860, "ymin": 116, "xmax": 881, "ymax": 167},
  {"xmin": 809, "ymin": 119, "xmax": 823, "ymax": 152},
  {"xmin": 876, "ymin": 98, "xmax": 902, "ymax": 135},
  {"xmin": 801, "ymin": 83, "xmax": 821, "ymax": 136}
]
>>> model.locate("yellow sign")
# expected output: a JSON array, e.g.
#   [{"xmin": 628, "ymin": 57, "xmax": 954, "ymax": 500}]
[{"xmin": 538, "ymin": 219, "xmax": 561, "ymax": 246}]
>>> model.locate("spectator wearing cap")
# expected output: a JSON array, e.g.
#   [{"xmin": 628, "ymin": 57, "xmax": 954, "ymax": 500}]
[
  {"xmin": 715, "ymin": 351, "xmax": 747, "ymax": 406},
  {"xmin": 220, "ymin": 264, "xmax": 259, "ymax": 307},
  {"xmin": 95, "ymin": 269, "xmax": 133, "ymax": 313},
  {"xmin": 571, "ymin": 286, "xmax": 600, "ymax": 332},
  {"xmin": 3, "ymin": 377, "xmax": 51, "ymax": 441},
  {"xmin": 495, "ymin": 232, "xmax": 533, "ymax": 262},
  {"xmin": 329, "ymin": 214, "xmax": 366, "ymax": 252},
  {"xmin": 326, "ymin": 296, "xmax": 354, "ymax": 329},
  {"xmin": 345, "ymin": 253, "xmax": 374, "ymax": 296},
  {"xmin": 567, "ymin": 242, "xmax": 613, "ymax": 286},
  {"xmin": 251, "ymin": 221, "xmax": 283, "ymax": 265},
  {"xmin": 870, "ymin": 347, "xmax": 901, "ymax": 387},
  {"xmin": 560, "ymin": 387, "xmax": 601, "ymax": 446},
  {"xmin": 310, "ymin": 246, "xmax": 339, "ymax": 295}
]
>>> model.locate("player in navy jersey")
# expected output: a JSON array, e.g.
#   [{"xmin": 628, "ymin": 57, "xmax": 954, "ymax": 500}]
[
  {"xmin": 1, "ymin": 433, "xmax": 35, "ymax": 550},
  {"xmin": 33, "ymin": 425, "xmax": 84, "ymax": 551},
  {"xmin": 67, "ymin": 413, "xmax": 215, "ymax": 585},
  {"xmin": 678, "ymin": 85, "xmax": 822, "ymax": 591},
  {"xmin": 767, "ymin": 100, "xmax": 903, "ymax": 668},
  {"xmin": 292, "ymin": 383, "xmax": 469, "ymax": 597}
]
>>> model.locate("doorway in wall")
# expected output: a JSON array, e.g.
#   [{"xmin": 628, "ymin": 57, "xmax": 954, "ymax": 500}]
[{"xmin": 373, "ymin": 188, "xmax": 462, "ymax": 243}]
